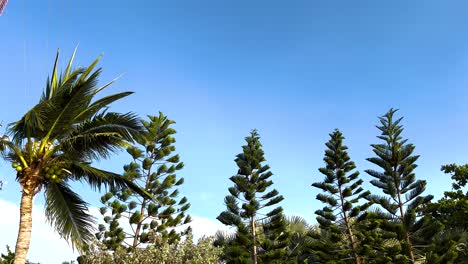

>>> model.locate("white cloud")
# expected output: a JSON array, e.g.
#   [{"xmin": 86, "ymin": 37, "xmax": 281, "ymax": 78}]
[
  {"xmin": 188, "ymin": 215, "xmax": 231, "ymax": 241},
  {"xmin": 0, "ymin": 199, "xmax": 230, "ymax": 263},
  {"xmin": 0, "ymin": 199, "xmax": 78, "ymax": 264}
]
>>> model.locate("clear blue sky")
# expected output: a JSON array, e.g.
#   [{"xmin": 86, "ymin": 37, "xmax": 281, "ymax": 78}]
[{"xmin": 1, "ymin": 0, "xmax": 468, "ymax": 247}]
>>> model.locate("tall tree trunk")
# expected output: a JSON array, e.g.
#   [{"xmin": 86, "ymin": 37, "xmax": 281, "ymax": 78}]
[
  {"xmin": 251, "ymin": 217, "xmax": 257, "ymax": 264},
  {"xmin": 343, "ymin": 214, "xmax": 361, "ymax": 264},
  {"xmin": 339, "ymin": 186, "xmax": 361, "ymax": 264},
  {"xmin": 132, "ymin": 152, "xmax": 154, "ymax": 249},
  {"xmin": 13, "ymin": 189, "xmax": 34, "ymax": 264},
  {"xmin": 392, "ymin": 160, "xmax": 415, "ymax": 264},
  {"xmin": 397, "ymin": 191, "xmax": 415, "ymax": 263},
  {"xmin": 405, "ymin": 232, "xmax": 415, "ymax": 263},
  {"xmin": 132, "ymin": 198, "xmax": 147, "ymax": 248}
]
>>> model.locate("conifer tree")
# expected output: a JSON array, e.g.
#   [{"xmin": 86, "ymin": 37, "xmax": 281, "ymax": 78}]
[
  {"xmin": 217, "ymin": 130, "xmax": 288, "ymax": 264},
  {"xmin": 366, "ymin": 108, "xmax": 433, "ymax": 263},
  {"xmin": 312, "ymin": 129, "xmax": 370, "ymax": 264},
  {"xmin": 96, "ymin": 113, "xmax": 190, "ymax": 250}
]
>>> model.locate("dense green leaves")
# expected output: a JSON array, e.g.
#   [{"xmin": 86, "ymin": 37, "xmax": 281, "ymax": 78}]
[
  {"xmin": 96, "ymin": 113, "xmax": 190, "ymax": 250},
  {"xmin": 420, "ymin": 164, "xmax": 468, "ymax": 262},
  {"xmin": 44, "ymin": 182, "xmax": 96, "ymax": 250},
  {"xmin": 79, "ymin": 231, "xmax": 222, "ymax": 264}
]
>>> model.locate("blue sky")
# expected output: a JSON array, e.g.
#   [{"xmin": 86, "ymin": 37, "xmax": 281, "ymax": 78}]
[{"xmin": 1, "ymin": 1, "xmax": 468, "ymax": 262}]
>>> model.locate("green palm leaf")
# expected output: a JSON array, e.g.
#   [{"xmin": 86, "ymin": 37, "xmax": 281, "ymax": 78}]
[
  {"xmin": 67, "ymin": 162, "xmax": 152, "ymax": 199},
  {"xmin": 58, "ymin": 112, "xmax": 142, "ymax": 160},
  {"xmin": 44, "ymin": 182, "xmax": 95, "ymax": 251}
]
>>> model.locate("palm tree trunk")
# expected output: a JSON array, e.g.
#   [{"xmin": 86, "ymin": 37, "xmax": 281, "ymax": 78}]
[{"xmin": 13, "ymin": 189, "xmax": 34, "ymax": 264}]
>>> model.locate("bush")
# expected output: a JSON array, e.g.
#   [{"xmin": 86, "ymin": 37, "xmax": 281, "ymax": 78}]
[{"xmin": 78, "ymin": 233, "xmax": 222, "ymax": 264}]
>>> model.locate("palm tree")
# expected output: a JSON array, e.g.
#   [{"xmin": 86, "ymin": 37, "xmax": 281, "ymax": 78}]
[
  {"xmin": 284, "ymin": 215, "xmax": 316, "ymax": 263},
  {"xmin": 0, "ymin": 49, "xmax": 149, "ymax": 264}
]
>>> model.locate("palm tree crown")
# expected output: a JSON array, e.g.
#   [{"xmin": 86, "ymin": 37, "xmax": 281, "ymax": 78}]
[{"xmin": 0, "ymin": 49, "xmax": 149, "ymax": 263}]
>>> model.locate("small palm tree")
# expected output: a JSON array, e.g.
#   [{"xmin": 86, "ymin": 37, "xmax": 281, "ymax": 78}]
[
  {"xmin": 0, "ymin": 49, "xmax": 149, "ymax": 264},
  {"xmin": 286, "ymin": 216, "xmax": 315, "ymax": 262}
]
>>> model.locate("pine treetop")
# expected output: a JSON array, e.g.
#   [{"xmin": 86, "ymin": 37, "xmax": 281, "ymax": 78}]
[
  {"xmin": 365, "ymin": 109, "xmax": 433, "ymax": 218},
  {"xmin": 217, "ymin": 129, "xmax": 289, "ymax": 263},
  {"xmin": 312, "ymin": 129, "xmax": 369, "ymax": 264},
  {"xmin": 219, "ymin": 129, "xmax": 283, "ymax": 224},
  {"xmin": 365, "ymin": 108, "xmax": 433, "ymax": 263},
  {"xmin": 313, "ymin": 129, "xmax": 370, "ymax": 227}
]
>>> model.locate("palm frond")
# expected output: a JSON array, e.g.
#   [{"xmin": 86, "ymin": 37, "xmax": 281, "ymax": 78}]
[
  {"xmin": 0, "ymin": 136, "xmax": 27, "ymax": 166},
  {"xmin": 214, "ymin": 230, "xmax": 236, "ymax": 247},
  {"xmin": 68, "ymin": 162, "xmax": 152, "ymax": 200},
  {"xmin": 58, "ymin": 112, "xmax": 142, "ymax": 160},
  {"xmin": 44, "ymin": 182, "xmax": 95, "ymax": 251},
  {"xmin": 73, "ymin": 91, "xmax": 132, "ymax": 122},
  {"xmin": 9, "ymin": 50, "xmax": 138, "ymax": 150},
  {"xmin": 8, "ymin": 99, "xmax": 51, "ymax": 143}
]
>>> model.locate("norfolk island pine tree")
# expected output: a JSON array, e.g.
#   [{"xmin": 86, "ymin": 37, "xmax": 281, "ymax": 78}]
[
  {"xmin": 217, "ymin": 129, "xmax": 289, "ymax": 264},
  {"xmin": 365, "ymin": 108, "xmax": 433, "ymax": 263},
  {"xmin": 96, "ymin": 112, "xmax": 191, "ymax": 250},
  {"xmin": 312, "ymin": 129, "xmax": 371, "ymax": 264}
]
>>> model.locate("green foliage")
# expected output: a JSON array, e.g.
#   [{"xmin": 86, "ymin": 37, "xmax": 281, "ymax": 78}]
[
  {"xmin": 217, "ymin": 129, "xmax": 289, "ymax": 263},
  {"xmin": 365, "ymin": 108, "xmax": 433, "ymax": 262},
  {"xmin": 215, "ymin": 215, "xmax": 315, "ymax": 264},
  {"xmin": 422, "ymin": 228, "xmax": 468, "ymax": 263},
  {"xmin": 283, "ymin": 216, "xmax": 317, "ymax": 263},
  {"xmin": 79, "ymin": 232, "xmax": 221, "ymax": 264},
  {"xmin": 424, "ymin": 164, "xmax": 468, "ymax": 229},
  {"xmin": 307, "ymin": 226, "xmax": 355, "ymax": 263},
  {"xmin": 96, "ymin": 113, "xmax": 190, "ymax": 250},
  {"xmin": 420, "ymin": 164, "xmax": 468, "ymax": 262},
  {"xmin": 355, "ymin": 210, "xmax": 411, "ymax": 263},
  {"xmin": 312, "ymin": 129, "xmax": 370, "ymax": 263},
  {"xmin": 0, "ymin": 245, "xmax": 15, "ymax": 264}
]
